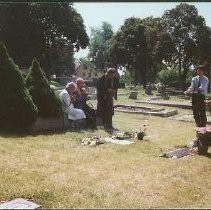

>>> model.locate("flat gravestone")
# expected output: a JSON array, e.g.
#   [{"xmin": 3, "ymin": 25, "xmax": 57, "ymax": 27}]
[
  {"xmin": 0, "ymin": 198, "xmax": 40, "ymax": 209},
  {"xmin": 160, "ymin": 147, "xmax": 191, "ymax": 159}
]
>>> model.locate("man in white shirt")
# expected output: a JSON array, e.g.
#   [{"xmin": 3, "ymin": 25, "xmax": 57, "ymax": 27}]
[{"xmin": 184, "ymin": 65, "xmax": 209, "ymax": 127}]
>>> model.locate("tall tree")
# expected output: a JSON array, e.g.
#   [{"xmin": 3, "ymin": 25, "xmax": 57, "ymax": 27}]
[
  {"xmin": 0, "ymin": 3, "xmax": 89, "ymax": 76},
  {"xmin": 159, "ymin": 3, "xmax": 211, "ymax": 85},
  {"xmin": 49, "ymin": 38, "xmax": 75, "ymax": 76},
  {"xmin": 141, "ymin": 16, "xmax": 163, "ymax": 82},
  {"xmin": 88, "ymin": 22, "xmax": 114, "ymax": 71},
  {"xmin": 108, "ymin": 17, "xmax": 148, "ymax": 86}
]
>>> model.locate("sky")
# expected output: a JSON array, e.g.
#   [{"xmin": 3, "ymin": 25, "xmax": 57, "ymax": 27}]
[{"xmin": 73, "ymin": 2, "xmax": 211, "ymax": 59}]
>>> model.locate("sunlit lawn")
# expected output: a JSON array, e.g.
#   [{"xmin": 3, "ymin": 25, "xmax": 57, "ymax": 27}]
[{"xmin": 0, "ymin": 88, "xmax": 211, "ymax": 208}]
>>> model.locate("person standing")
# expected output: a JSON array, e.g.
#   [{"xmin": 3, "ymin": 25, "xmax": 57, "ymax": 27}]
[
  {"xmin": 97, "ymin": 68, "xmax": 119, "ymax": 131},
  {"xmin": 184, "ymin": 65, "xmax": 209, "ymax": 127}
]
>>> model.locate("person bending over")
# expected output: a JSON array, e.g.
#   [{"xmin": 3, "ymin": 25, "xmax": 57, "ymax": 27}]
[{"xmin": 59, "ymin": 82, "xmax": 86, "ymax": 128}]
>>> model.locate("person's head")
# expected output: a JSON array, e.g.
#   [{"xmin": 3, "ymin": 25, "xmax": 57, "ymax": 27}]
[
  {"xmin": 196, "ymin": 65, "xmax": 206, "ymax": 76},
  {"xmin": 106, "ymin": 67, "xmax": 116, "ymax": 79},
  {"xmin": 76, "ymin": 78, "xmax": 85, "ymax": 89},
  {"xmin": 65, "ymin": 82, "xmax": 76, "ymax": 94}
]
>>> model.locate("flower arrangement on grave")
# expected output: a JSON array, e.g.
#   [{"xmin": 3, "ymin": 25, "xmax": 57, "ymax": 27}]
[
  {"xmin": 115, "ymin": 131, "xmax": 133, "ymax": 140},
  {"xmin": 134, "ymin": 121, "xmax": 149, "ymax": 140},
  {"xmin": 81, "ymin": 136, "xmax": 105, "ymax": 146}
]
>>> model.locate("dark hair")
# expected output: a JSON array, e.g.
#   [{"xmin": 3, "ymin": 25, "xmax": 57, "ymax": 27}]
[
  {"xmin": 107, "ymin": 67, "xmax": 116, "ymax": 74},
  {"xmin": 196, "ymin": 65, "xmax": 206, "ymax": 71}
]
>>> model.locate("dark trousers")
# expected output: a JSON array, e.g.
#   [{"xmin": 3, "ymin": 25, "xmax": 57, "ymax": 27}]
[
  {"xmin": 192, "ymin": 93, "xmax": 207, "ymax": 127},
  {"xmin": 97, "ymin": 97, "xmax": 114, "ymax": 129},
  {"xmin": 83, "ymin": 105, "xmax": 96, "ymax": 128}
]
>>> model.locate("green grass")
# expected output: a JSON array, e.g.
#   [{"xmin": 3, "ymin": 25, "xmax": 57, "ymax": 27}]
[{"xmin": 0, "ymin": 87, "xmax": 211, "ymax": 208}]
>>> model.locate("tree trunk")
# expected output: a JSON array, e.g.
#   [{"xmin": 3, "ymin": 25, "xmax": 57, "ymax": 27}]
[{"xmin": 181, "ymin": 68, "xmax": 188, "ymax": 90}]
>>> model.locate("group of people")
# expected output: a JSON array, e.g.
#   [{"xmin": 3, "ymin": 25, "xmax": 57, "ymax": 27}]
[
  {"xmin": 59, "ymin": 64, "xmax": 209, "ymax": 131},
  {"xmin": 59, "ymin": 67, "xmax": 119, "ymax": 131},
  {"xmin": 59, "ymin": 78, "xmax": 95, "ymax": 129}
]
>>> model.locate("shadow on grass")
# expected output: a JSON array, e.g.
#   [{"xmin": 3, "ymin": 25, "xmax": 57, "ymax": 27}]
[
  {"xmin": 0, "ymin": 127, "xmax": 97, "ymax": 139},
  {"xmin": 204, "ymin": 152, "xmax": 211, "ymax": 159}
]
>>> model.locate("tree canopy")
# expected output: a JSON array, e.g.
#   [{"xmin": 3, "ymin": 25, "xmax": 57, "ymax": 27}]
[
  {"xmin": 108, "ymin": 17, "xmax": 151, "ymax": 86},
  {"xmin": 88, "ymin": 22, "xmax": 114, "ymax": 71},
  {"xmin": 0, "ymin": 3, "xmax": 89, "ymax": 76},
  {"xmin": 159, "ymin": 3, "xmax": 211, "ymax": 84},
  {"xmin": 108, "ymin": 3, "xmax": 211, "ymax": 86}
]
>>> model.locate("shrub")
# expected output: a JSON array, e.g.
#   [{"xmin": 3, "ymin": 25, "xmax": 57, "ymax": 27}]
[
  {"xmin": 0, "ymin": 42, "xmax": 38, "ymax": 130},
  {"xmin": 157, "ymin": 66, "xmax": 180, "ymax": 86},
  {"xmin": 120, "ymin": 70, "xmax": 135, "ymax": 85},
  {"xmin": 25, "ymin": 59, "xmax": 62, "ymax": 118}
]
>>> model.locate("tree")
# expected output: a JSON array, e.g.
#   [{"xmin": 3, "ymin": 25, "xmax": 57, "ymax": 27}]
[
  {"xmin": 25, "ymin": 58, "xmax": 62, "ymax": 118},
  {"xmin": 88, "ymin": 22, "xmax": 114, "ymax": 71},
  {"xmin": 141, "ymin": 16, "xmax": 163, "ymax": 82},
  {"xmin": 0, "ymin": 3, "xmax": 89, "ymax": 76},
  {"xmin": 108, "ymin": 17, "xmax": 148, "ymax": 86},
  {"xmin": 159, "ymin": 3, "xmax": 211, "ymax": 85},
  {"xmin": 0, "ymin": 42, "xmax": 38, "ymax": 130},
  {"xmin": 49, "ymin": 38, "xmax": 75, "ymax": 77}
]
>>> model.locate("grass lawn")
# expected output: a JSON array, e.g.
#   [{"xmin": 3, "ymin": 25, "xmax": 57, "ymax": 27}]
[{"xmin": 0, "ymin": 88, "xmax": 211, "ymax": 208}]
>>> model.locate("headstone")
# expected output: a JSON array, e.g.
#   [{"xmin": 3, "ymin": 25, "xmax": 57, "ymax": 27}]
[
  {"xmin": 0, "ymin": 198, "xmax": 40, "ymax": 209},
  {"xmin": 196, "ymin": 127, "xmax": 211, "ymax": 155},
  {"xmin": 145, "ymin": 83, "xmax": 153, "ymax": 95},
  {"xmin": 156, "ymin": 82, "xmax": 166, "ymax": 94},
  {"xmin": 129, "ymin": 91, "xmax": 138, "ymax": 99}
]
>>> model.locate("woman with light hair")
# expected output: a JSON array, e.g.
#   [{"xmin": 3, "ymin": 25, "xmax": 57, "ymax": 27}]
[{"xmin": 59, "ymin": 82, "xmax": 86, "ymax": 128}]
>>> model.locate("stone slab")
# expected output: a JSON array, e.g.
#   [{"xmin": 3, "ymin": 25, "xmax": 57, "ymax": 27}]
[
  {"xmin": 136, "ymin": 100, "xmax": 192, "ymax": 109},
  {"xmin": 0, "ymin": 198, "xmax": 40, "ymax": 209},
  {"xmin": 27, "ymin": 116, "xmax": 63, "ymax": 132},
  {"xmin": 160, "ymin": 147, "xmax": 191, "ymax": 159},
  {"xmin": 114, "ymin": 104, "xmax": 178, "ymax": 117}
]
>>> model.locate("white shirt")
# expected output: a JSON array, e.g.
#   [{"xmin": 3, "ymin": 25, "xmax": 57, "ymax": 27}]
[{"xmin": 188, "ymin": 75, "xmax": 209, "ymax": 94}]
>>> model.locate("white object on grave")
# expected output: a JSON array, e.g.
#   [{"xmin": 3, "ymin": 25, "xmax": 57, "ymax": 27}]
[
  {"xmin": 104, "ymin": 137, "xmax": 135, "ymax": 145},
  {"xmin": 0, "ymin": 198, "xmax": 40, "ymax": 209}
]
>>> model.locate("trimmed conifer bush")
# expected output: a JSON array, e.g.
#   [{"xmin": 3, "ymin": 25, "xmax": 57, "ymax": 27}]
[
  {"xmin": 25, "ymin": 58, "xmax": 62, "ymax": 118},
  {"xmin": 0, "ymin": 42, "xmax": 38, "ymax": 130}
]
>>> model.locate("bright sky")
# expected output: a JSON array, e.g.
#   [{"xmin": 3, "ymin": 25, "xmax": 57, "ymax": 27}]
[{"xmin": 73, "ymin": 2, "xmax": 211, "ymax": 59}]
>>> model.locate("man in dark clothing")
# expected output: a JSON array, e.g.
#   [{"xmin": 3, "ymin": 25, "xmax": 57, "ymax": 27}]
[
  {"xmin": 97, "ymin": 68, "xmax": 119, "ymax": 131},
  {"xmin": 184, "ymin": 65, "xmax": 209, "ymax": 127}
]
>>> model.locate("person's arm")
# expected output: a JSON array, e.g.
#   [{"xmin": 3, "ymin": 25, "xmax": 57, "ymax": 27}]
[
  {"xmin": 63, "ymin": 92, "xmax": 72, "ymax": 107},
  {"xmin": 184, "ymin": 78, "xmax": 195, "ymax": 94}
]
